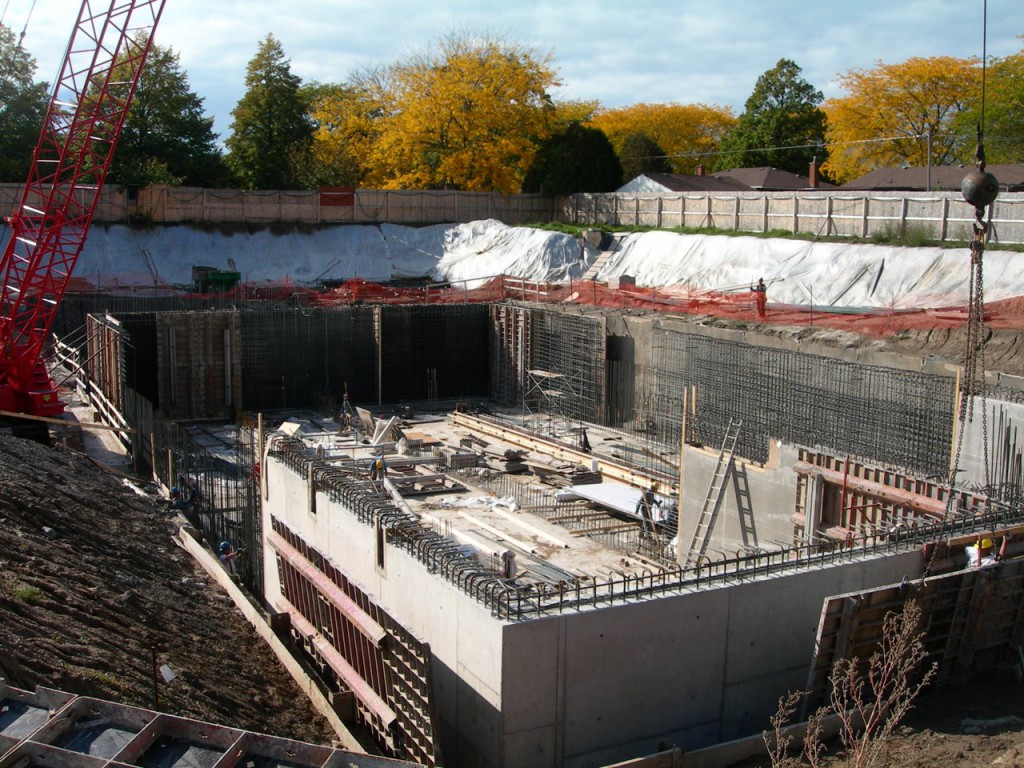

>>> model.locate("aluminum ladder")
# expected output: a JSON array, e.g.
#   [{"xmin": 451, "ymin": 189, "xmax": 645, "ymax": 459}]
[{"xmin": 684, "ymin": 418, "xmax": 742, "ymax": 567}]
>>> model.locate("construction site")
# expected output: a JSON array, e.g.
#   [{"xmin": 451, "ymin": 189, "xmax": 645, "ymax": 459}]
[
  {"xmin": 2, "ymin": 3, "xmax": 1024, "ymax": 767},
  {"xmin": 13, "ymin": 266, "xmax": 1013, "ymax": 768}
]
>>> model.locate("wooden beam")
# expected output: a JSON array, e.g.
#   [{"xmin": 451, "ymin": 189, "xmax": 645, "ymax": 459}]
[
  {"xmin": 0, "ymin": 409, "xmax": 136, "ymax": 432},
  {"xmin": 794, "ymin": 461, "xmax": 945, "ymax": 517},
  {"xmin": 452, "ymin": 411, "xmax": 669, "ymax": 489}
]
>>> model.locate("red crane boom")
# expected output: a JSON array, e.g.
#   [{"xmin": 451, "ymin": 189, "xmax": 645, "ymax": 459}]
[{"xmin": 0, "ymin": 0, "xmax": 165, "ymax": 416}]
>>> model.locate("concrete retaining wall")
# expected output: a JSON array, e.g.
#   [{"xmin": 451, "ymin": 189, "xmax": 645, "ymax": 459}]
[
  {"xmin": 262, "ymin": 457, "xmax": 506, "ymax": 768},
  {"xmin": 499, "ymin": 550, "xmax": 922, "ymax": 768},
  {"xmin": 263, "ymin": 450, "xmax": 923, "ymax": 768}
]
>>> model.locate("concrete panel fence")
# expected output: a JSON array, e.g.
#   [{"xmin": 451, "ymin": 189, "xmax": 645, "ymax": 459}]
[
  {"xmin": 561, "ymin": 191, "xmax": 1024, "ymax": 244},
  {"xmin": 1, "ymin": 182, "xmax": 1022, "ymax": 243}
]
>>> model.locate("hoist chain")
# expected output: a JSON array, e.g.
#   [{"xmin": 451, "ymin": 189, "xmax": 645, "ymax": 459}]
[{"xmin": 947, "ymin": 204, "xmax": 992, "ymax": 515}]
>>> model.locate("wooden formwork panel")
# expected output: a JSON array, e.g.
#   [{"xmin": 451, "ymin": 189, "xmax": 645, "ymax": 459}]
[
  {"xmin": 270, "ymin": 518, "xmax": 441, "ymax": 768},
  {"xmin": 805, "ymin": 554, "xmax": 1024, "ymax": 712},
  {"xmin": 155, "ymin": 311, "xmax": 242, "ymax": 421}
]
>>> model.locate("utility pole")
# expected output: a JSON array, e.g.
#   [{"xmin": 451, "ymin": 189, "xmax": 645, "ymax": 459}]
[{"xmin": 926, "ymin": 126, "xmax": 932, "ymax": 192}]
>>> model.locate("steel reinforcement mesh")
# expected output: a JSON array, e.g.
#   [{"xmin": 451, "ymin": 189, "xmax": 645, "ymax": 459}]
[
  {"xmin": 241, "ymin": 307, "xmax": 378, "ymax": 411},
  {"xmin": 379, "ymin": 304, "xmax": 489, "ymax": 404},
  {"xmin": 649, "ymin": 329, "xmax": 955, "ymax": 476},
  {"xmin": 527, "ymin": 309, "xmax": 605, "ymax": 425}
]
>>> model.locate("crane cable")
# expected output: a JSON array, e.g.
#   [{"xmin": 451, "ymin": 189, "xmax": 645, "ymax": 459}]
[
  {"xmin": 947, "ymin": 0, "xmax": 997, "ymax": 516},
  {"xmin": 1, "ymin": 0, "xmax": 38, "ymax": 51}
]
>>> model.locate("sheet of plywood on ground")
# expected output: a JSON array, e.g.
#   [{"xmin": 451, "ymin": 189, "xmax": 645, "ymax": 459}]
[{"xmin": 804, "ymin": 557, "xmax": 1024, "ymax": 712}]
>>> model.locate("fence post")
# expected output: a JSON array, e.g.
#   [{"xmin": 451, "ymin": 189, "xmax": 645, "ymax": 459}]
[
  {"xmin": 900, "ymin": 197, "xmax": 909, "ymax": 235},
  {"xmin": 861, "ymin": 197, "xmax": 869, "ymax": 238},
  {"xmin": 940, "ymin": 197, "xmax": 950, "ymax": 241}
]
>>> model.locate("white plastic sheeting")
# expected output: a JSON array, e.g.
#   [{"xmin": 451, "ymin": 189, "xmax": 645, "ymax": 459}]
[{"xmin": 69, "ymin": 218, "xmax": 1014, "ymax": 308}]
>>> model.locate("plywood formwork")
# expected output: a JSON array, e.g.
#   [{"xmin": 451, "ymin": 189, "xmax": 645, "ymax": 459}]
[{"xmin": 804, "ymin": 548, "xmax": 1024, "ymax": 713}]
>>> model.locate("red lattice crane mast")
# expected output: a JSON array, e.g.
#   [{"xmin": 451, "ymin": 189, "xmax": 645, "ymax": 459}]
[{"xmin": 0, "ymin": 0, "xmax": 165, "ymax": 416}]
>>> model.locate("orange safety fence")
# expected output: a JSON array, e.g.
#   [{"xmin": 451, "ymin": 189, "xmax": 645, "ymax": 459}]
[{"xmin": 67, "ymin": 275, "xmax": 1024, "ymax": 337}]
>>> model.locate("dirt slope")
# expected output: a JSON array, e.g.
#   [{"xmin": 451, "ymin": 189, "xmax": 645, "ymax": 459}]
[{"xmin": 0, "ymin": 432, "xmax": 335, "ymax": 745}]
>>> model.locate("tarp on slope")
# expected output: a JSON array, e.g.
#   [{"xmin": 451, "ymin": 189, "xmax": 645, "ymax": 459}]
[
  {"xmin": 599, "ymin": 232, "xmax": 1021, "ymax": 309},
  {"xmin": 55, "ymin": 219, "xmax": 1023, "ymax": 309}
]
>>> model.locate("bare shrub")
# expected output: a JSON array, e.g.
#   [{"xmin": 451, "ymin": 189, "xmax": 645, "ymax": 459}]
[
  {"xmin": 828, "ymin": 598, "xmax": 937, "ymax": 768},
  {"xmin": 765, "ymin": 599, "xmax": 936, "ymax": 768},
  {"xmin": 763, "ymin": 690, "xmax": 804, "ymax": 767}
]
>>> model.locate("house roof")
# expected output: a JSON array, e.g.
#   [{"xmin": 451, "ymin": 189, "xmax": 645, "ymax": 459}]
[
  {"xmin": 618, "ymin": 172, "xmax": 749, "ymax": 193},
  {"xmin": 713, "ymin": 166, "xmax": 837, "ymax": 191},
  {"xmin": 842, "ymin": 164, "xmax": 1024, "ymax": 192},
  {"xmin": 617, "ymin": 167, "xmax": 834, "ymax": 194}
]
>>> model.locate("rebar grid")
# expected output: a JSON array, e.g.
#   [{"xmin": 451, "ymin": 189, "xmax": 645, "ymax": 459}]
[
  {"xmin": 645, "ymin": 329, "xmax": 954, "ymax": 476},
  {"xmin": 264, "ymin": 430, "xmax": 1024, "ymax": 620},
  {"xmin": 522, "ymin": 310, "xmax": 605, "ymax": 433}
]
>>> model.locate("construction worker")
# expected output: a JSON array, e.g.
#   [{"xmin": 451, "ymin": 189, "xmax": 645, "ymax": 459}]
[
  {"xmin": 751, "ymin": 277, "xmax": 767, "ymax": 320},
  {"xmin": 338, "ymin": 393, "xmax": 354, "ymax": 431},
  {"xmin": 218, "ymin": 540, "xmax": 243, "ymax": 576},
  {"xmin": 635, "ymin": 484, "xmax": 661, "ymax": 534},
  {"xmin": 370, "ymin": 454, "xmax": 388, "ymax": 482},
  {"xmin": 500, "ymin": 550, "xmax": 517, "ymax": 580}
]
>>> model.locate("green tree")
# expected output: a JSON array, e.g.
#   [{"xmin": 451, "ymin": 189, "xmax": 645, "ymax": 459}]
[
  {"xmin": 111, "ymin": 38, "xmax": 228, "ymax": 187},
  {"xmin": 715, "ymin": 58, "xmax": 827, "ymax": 175},
  {"xmin": 618, "ymin": 132, "xmax": 671, "ymax": 181},
  {"xmin": 225, "ymin": 34, "xmax": 312, "ymax": 190},
  {"xmin": 522, "ymin": 123, "xmax": 622, "ymax": 195},
  {"xmin": 955, "ymin": 43, "xmax": 1024, "ymax": 165},
  {"xmin": 0, "ymin": 24, "xmax": 49, "ymax": 182}
]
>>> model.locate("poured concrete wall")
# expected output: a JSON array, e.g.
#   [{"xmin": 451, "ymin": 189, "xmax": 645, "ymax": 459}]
[
  {"xmin": 261, "ymin": 456, "xmax": 507, "ymax": 768},
  {"xmin": 678, "ymin": 440, "xmax": 801, "ymax": 556},
  {"xmin": 263, "ymin": 452, "xmax": 923, "ymax": 768},
  {"xmin": 957, "ymin": 396, "xmax": 1024, "ymax": 492},
  {"xmin": 500, "ymin": 549, "xmax": 921, "ymax": 768}
]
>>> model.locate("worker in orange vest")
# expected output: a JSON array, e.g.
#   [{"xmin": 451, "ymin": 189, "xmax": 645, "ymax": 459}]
[{"xmin": 751, "ymin": 277, "xmax": 768, "ymax": 320}]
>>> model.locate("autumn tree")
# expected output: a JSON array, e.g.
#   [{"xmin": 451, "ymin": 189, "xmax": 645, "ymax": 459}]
[
  {"xmin": 298, "ymin": 81, "xmax": 365, "ymax": 188},
  {"xmin": 360, "ymin": 31, "xmax": 560, "ymax": 192},
  {"xmin": 0, "ymin": 24, "xmax": 49, "ymax": 182},
  {"xmin": 521, "ymin": 123, "xmax": 622, "ymax": 195},
  {"xmin": 955, "ymin": 43, "xmax": 1024, "ymax": 164},
  {"xmin": 618, "ymin": 132, "xmax": 671, "ymax": 181},
  {"xmin": 714, "ymin": 59, "xmax": 826, "ymax": 176},
  {"xmin": 110, "ymin": 38, "xmax": 228, "ymax": 187},
  {"xmin": 226, "ymin": 35, "xmax": 313, "ymax": 190},
  {"xmin": 823, "ymin": 56, "xmax": 979, "ymax": 184},
  {"xmin": 588, "ymin": 103, "xmax": 735, "ymax": 175}
]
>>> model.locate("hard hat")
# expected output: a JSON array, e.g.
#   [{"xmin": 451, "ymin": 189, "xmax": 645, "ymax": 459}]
[
  {"xmin": 218, "ymin": 540, "xmax": 231, "ymax": 553},
  {"xmin": 171, "ymin": 486, "xmax": 179, "ymax": 494},
  {"xmin": 980, "ymin": 538, "xmax": 994, "ymax": 550}
]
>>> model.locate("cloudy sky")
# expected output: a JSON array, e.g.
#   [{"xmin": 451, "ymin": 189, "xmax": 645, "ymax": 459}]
[{"xmin": 3, "ymin": 0, "xmax": 1019, "ymax": 140}]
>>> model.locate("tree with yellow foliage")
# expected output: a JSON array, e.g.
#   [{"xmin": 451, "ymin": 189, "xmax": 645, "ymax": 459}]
[
  {"xmin": 355, "ymin": 32, "xmax": 560, "ymax": 193},
  {"xmin": 822, "ymin": 56, "xmax": 979, "ymax": 184},
  {"xmin": 588, "ymin": 103, "xmax": 736, "ymax": 176},
  {"xmin": 304, "ymin": 79, "xmax": 384, "ymax": 187}
]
